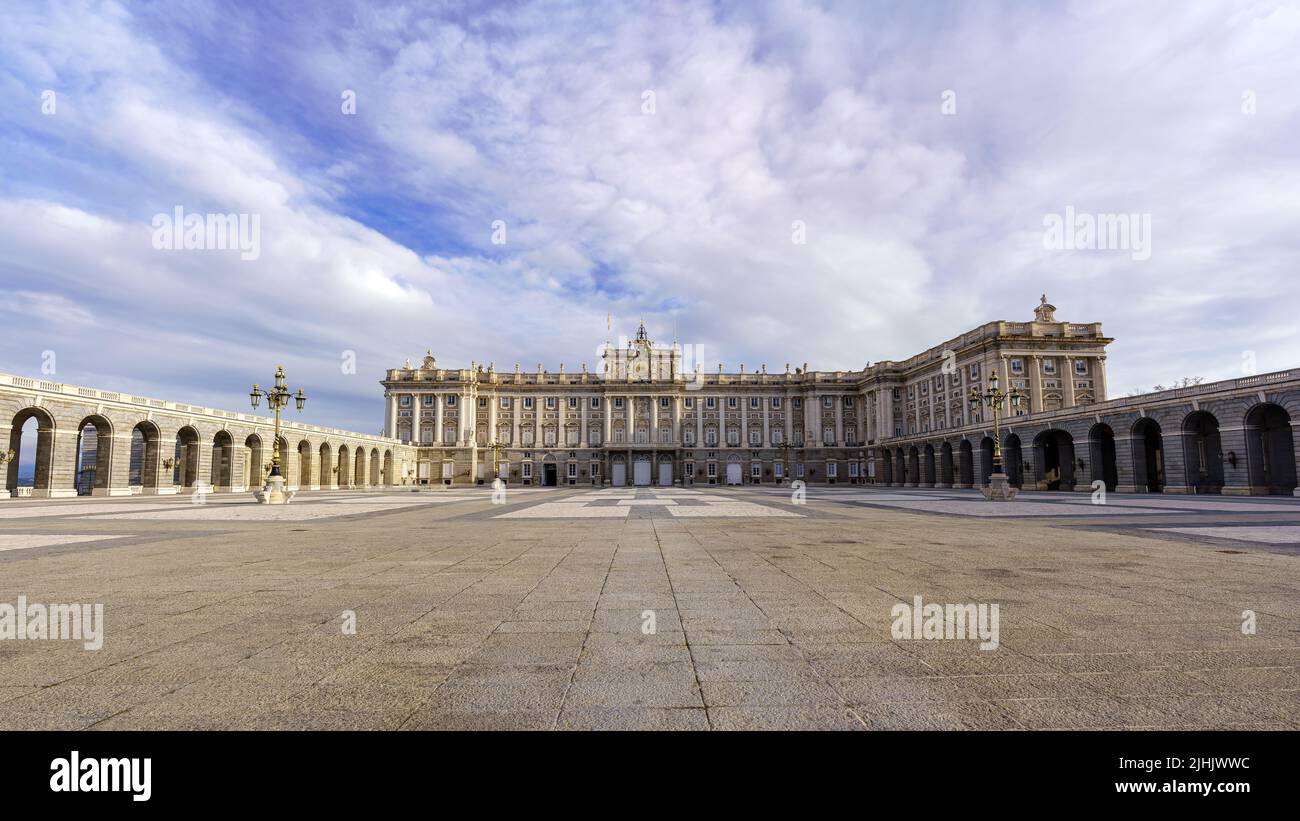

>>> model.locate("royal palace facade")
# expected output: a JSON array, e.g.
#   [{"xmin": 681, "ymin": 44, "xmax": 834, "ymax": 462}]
[{"xmin": 381, "ymin": 297, "xmax": 1204, "ymax": 490}]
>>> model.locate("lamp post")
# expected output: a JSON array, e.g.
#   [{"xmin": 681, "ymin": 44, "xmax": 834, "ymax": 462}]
[
  {"xmin": 968, "ymin": 371, "xmax": 1022, "ymax": 501},
  {"xmin": 487, "ymin": 439, "xmax": 507, "ymax": 482},
  {"xmin": 775, "ymin": 440, "xmax": 796, "ymax": 485},
  {"xmin": 250, "ymin": 365, "xmax": 306, "ymax": 504}
]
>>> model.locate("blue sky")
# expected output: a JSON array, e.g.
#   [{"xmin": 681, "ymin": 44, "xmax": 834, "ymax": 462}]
[{"xmin": 2, "ymin": 0, "xmax": 1298, "ymax": 436}]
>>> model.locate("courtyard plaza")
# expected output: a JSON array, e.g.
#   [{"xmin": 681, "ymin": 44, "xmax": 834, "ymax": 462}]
[{"xmin": 0, "ymin": 485, "xmax": 1296, "ymax": 730}]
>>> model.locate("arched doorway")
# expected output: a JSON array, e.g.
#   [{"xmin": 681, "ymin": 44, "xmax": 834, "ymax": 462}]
[
  {"xmin": 354, "ymin": 447, "xmax": 366, "ymax": 487},
  {"xmin": 1088, "ymin": 423, "xmax": 1118, "ymax": 492},
  {"xmin": 1182, "ymin": 411, "xmax": 1223, "ymax": 494},
  {"xmin": 319, "ymin": 443, "xmax": 333, "ymax": 488},
  {"xmin": 1132, "ymin": 418, "xmax": 1164, "ymax": 493},
  {"xmin": 958, "ymin": 440, "xmax": 974, "ymax": 486},
  {"xmin": 369, "ymin": 449, "xmax": 381, "ymax": 486},
  {"xmin": 939, "ymin": 442, "xmax": 953, "ymax": 487},
  {"xmin": 129, "ymin": 421, "xmax": 162, "ymax": 492},
  {"xmin": 922, "ymin": 444, "xmax": 936, "ymax": 487},
  {"xmin": 893, "ymin": 448, "xmax": 906, "ymax": 486},
  {"xmin": 298, "ymin": 440, "xmax": 313, "ymax": 489},
  {"xmin": 337, "ymin": 445, "xmax": 350, "ymax": 488},
  {"xmin": 244, "ymin": 434, "xmax": 264, "ymax": 489},
  {"xmin": 173, "ymin": 427, "xmax": 201, "ymax": 489},
  {"xmin": 1004, "ymin": 434, "xmax": 1023, "ymax": 488},
  {"xmin": 1244, "ymin": 403, "xmax": 1296, "ymax": 495},
  {"xmin": 1033, "ymin": 429, "xmax": 1075, "ymax": 491},
  {"xmin": 209, "ymin": 430, "xmax": 234, "ymax": 490},
  {"xmin": 907, "ymin": 446, "xmax": 919, "ymax": 486},
  {"xmin": 74, "ymin": 415, "xmax": 114, "ymax": 496},
  {"xmin": 7, "ymin": 408, "xmax": 57, "ymax": 497},
  {"xmin": 979, "ymin": 437, "xmax": 995, "ymax": 485},
  {"xmin": 383, "ymin": 450, "xmax": 394, "ymax": 486},
  {"xmin": 879, "ymin": 447, "xmax": 893, "ymax": 484}
]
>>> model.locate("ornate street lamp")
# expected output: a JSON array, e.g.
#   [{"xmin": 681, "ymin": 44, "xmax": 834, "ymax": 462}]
[
  {"xmin": 775, "ymin": 440, "xmax": 796, "ymax": 485},
  {"xmin": 968, "ymin": 370, "xmax": 1022, "ymax": 501},
  {"xmin": 250, "ymin": 365, "xmax": 306, "ymax": 504},
  {"xmin": 487, "ymin": 438, "xmax": 508, "ymax": 482}
]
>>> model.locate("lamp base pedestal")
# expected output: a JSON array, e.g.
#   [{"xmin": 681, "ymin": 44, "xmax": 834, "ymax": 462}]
[
  {"xmin": 254, "ymin": 474, "xmax": 295, "ymax": 505},
  {"xmin": 981, "ymin": 472, "xmax": 1019, "ymax": 502}
]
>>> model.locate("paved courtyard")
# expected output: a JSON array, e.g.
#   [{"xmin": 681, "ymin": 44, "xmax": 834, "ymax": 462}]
[{"xmin": 0, "ymin": 485, "xmax": 1297, "ymax": 730}]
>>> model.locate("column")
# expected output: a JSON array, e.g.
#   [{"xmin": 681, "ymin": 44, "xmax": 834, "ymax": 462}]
[
  {"xmin": 462, "ymin": 389, "xmax": 474, "ymax": 445},
  {"xmin": 512, "ymin": 395, "xmax": 521, "ymax": 446},
  {"xmin": 604, "ymin": 396, "xmax": 613, "ymax": 444},
  {"xmin": 580, "ymin": 394, "xmax": 589, "ymax": 446},
  {"xmin": 1063, "ymin": 362, "xmax": 1077, "ymax": 409},
  {"xmin": 534, "ymin": 400, "xmax": 542, "ymax": 448},
  {"xmin": 1094, "ymin": 356, "xmax": 1108, "ymax": 402},
  {"xmin": 783, "ymin": 397, "xmax": 793, "ymax": 445},
  {"xmin": 762, "ymin": 397, "xmax": 770, "ymax": 446},
  {"xmin": 1031, "ymin": 355, "xmax": 1044, "ymax": 414},
  {"xmin": 488, "ymin": 392, "xmax": 498, "ymax": 443},
  {"xmin": 385, "ymin": 394, "xmax": 398, "ymax": 439},
  {"xmin": 626, "ymin": 395, "xmax": 634, "ymax": 443},
  {"xmin": 834, "ymin": 397, "xmax": 844, "ymax": 446},
  {"xmin": 649, "ymin": 396, "xmax": 659, "ymax": 445},
  {"xmin": 740, "ymin": 397, "xmax": 747, "ymax": 448},
  {"xmin": 672, "ymin": 396, "xmax": 681, "ymax": 445},
  {"xmin": 434, "ymin": 394, "xmax": 444, "ymax": 446},
  {"xmin": 695, "ymin": 398, "xmax": 704, "ymax": 447}
]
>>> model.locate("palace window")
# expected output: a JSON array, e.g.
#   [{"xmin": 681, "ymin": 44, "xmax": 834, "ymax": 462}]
[
  {"xmin": 823, "ymin": 427, "xmax": 835, "ymax": 445},
  {"xmin": 684, "ymin": 430, "xmax": 696, "ymax": 445},
  {"xmin": 707, "ymin": 463, "xmax": 717, "ymax": 478},
  {"xmin": 479, "ymin": 397, "xmax": 488, "ymax": 408},
  {"xmin": 1075, "ymin": 359, "xmax": 1088, "ymax": 374},
  {"xmin": 443, "ymin": 429, "xmax": 456, "ymax": 445},
  {"xmin": 846, "ymin": 430, "xmax": 857, "ymax": 445},
  {"xmin": 793, "ymin": 398, "xmax": 802, "ymax": 409},
  {"xmin": 774, "ymin": 461, "xmax": 784, "ymax": 478},
  {"xmin": 772, "ymin": 430, "xmax": 783, "ymax": 445},
  {"xmin": 849, "ymin": 462, "xmax": 860, "ymax": 478},
  {"xmin": 566, "ymin": 429, "xmax": 579, "ymax": 446},
  {"xmin": 823, "ymin": 396, "xmax": 833, "ymax": 408},
  {"xmin": 772, "ymin": 397, "xmax": 781, "ymax": 409},
  {"xmin": 684, "ymin": 397, "xmax": 694, "ymax": 408},
  {"xmin": 969, "ymin": 363, "xmax": 980, "ymax": 380},
  {"xmin": 844, "ymin": 395, "xmax": 853, "ymax": 407},
  {"xmin": 522, "ymin": 463, "xmax": 532, "ymax": 479},
  {"xmin": 423, "ymin": 395, "xmax": 434, "ymax": 406},
  {"xmin": 614, "ymin": 397, "xmax": 624, "ymax": 409},
  {"xmin": 660, "ymin": 429, "xmax": 672, "ymax": 444},
  {"xmin": 567, "ymin": 462, "xmax": 577, "ymax": 479},
  {"xmin": 591, "ymin": 397, "xmax": 601, "ymax": 408},
  {"xmin": 499, "ymin": 397, "xmax": 509, "ymax": 409},
  {"xmin": 590, "ymin": 462, "xmax": 600, "ymax": 477},
  {"xmin": 827, "ymin": 462, "xmax": 838, "ymax": 478},
  {"xmin": 706, "ymin": 397, "xmax": 717, "ymax": 409},
  {"xmin": 793, "ymin": 432, "xmax": 804, "ymax": 446},
  {"xmin": 750, "ymin": 397, "xmax": 760, "ymax": 409},
  {"xmin": 660, "ymin": 397, "xmax": 670, "ymax": 408},
  {"xmin": 568, "ymin": 397, "xmax": 578, "ymax": 409},
  {"xmin": 796, "ymin": 463, "xmax": 805, "ymax": 478},
  {"xmin": 727, "ymin": 397, "xmax": 738, "ymax": 409},
  {"xmin": 705, "ymin": 429, "xmax": 718, "ymax": 446},
  {"xmin": 523, "ymin": 397, "xmax": 534, "ymax": 409},
  {"xmin": 544, "ymin": 429, "xmax": 557, "ymax": 446},
  {"xmin": 726, "ymin": 429, "xmax": 740, "ymax": 446},
  {"xmin": 751, "ymin": 462, "xmax": 761, "ymax": 479},
  {"xmin": 1043, "ymin": 359, "xmax": 1057, "ymax": 374},
  {"xmin": 685, "ymin": 461, "xmax": 695, "ymax": 476},
  {"xmin": 1010, "ymin": 358, "xmax": 1024, "ymax": 374},
  {"xmin": 400, "ymin": 395, "xmax": 412, "ymax": 407},
  {"xmin": 614, "ymin": 430, "xmax": 624, "ymax": 444},
  {"xmin": 589, "ymin": 431, "xmax": 602, "ymax": 446},
  {"xmin": 748, "ymin": 429, "xmax": 761, "ymax": 445},
  {"xmin": 446, "ymin": 395, "xmax": 457, "ymax": 407},
  {"xmin": 546, "ymin": 397, "xmax": 557, "ymax": 409}
]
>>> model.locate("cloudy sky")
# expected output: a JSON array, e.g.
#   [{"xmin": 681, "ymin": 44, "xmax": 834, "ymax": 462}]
[{"xmin": 2, "ymin": 0, "xmax": 1297, "ymax": 434}]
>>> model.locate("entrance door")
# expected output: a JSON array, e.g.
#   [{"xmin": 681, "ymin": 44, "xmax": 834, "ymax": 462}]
[
  {"xmin": 543, "ymin": 464, "xmax": 557, "ymax": 487},
  {"xmin": 612, "ymin": 463, "xmax": 626, "ymax": 486},
  {"xmin": 657, "ymin": 462, "xmax": 672, "ymax": 487},
  {"xmin": 725, "ymin": 463, "xmax": 742, "ymax": 485},
  {"xmin": 633, "ymin": 459, "xmax": 651, "ymax": 486}
]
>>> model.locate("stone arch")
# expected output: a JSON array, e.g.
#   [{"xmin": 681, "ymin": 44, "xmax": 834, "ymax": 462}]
[
  {"xmin": 1087, "ymin": 423, "xmax": 1118, "ymax": 492},
  {"xmin": 209, "ymin": 430, "xmax": 234, "ymax": 491},
  {"xmin": 922, "ymin": 443, "xmax": 936, "ymax": 487},
  {"xmin": 979, "ymin": 436, "xmax": 995, "ymax": 485},
  {"xmin": 1004, "ymin": 433, "xmax": 1024, "ymax": 488},
  {"xmin": 1032, "ymin": 429, "xmax": 1076, "ymax": 491},
  {"xmin": 336, "ymin": 444, "xmax": 350, "ymax": 488},
  {"xmin": 958, "ymin": 439, "xmax": 974, "ymax": 486},
  {"xmin": 274, "ymin": 436, "xmax": 290, "ymax": 478},
  {"xmin": 369, "ymin": 448, "xmax": 381, "ymax": 486},
  {"xmin": 383, "ymin": 449, "xmax": 394, "ymax": 486},
  {"xmin": 893, "ymin": 448, "xmax": 906, "ymax": 486},
  {"xmin": 173, "ymin": 426, "xmax": 201, "ymax": 488},
  {"xmin": 7, "ymin": 407, "xmax": 57, "ymax": 497},
  {"xmin": 907, "ymin": 446, "xmax": 920, "ymax": 487},
  {"xmin": 1182, "ymin": 410, "xmax": 1223, "ymax": 494},
  {"xmin": 878, "ymin": 447, "xmax": 893, "ymax": 484},
  {"xmin": 1244, "ymin": 403, "xmax": 1296, "ymax": 495},
  {"xmin": 319, "ymin": 442, "xmax": 333, "ymax": 488},
  {"xmin": 129, "ymin": 420, "xmax": 162, "ymax": 492},
  {"xmin": 353, "ymin": 446, "xmax": 366, "ymax": 487},
  {"xmin": 298, "ymin": 439, "xmax": 313, "ymax": 489},
  {"xmin": 244, "ymin": 434, "xmax": 264, "ymax": 489},
  {"xmin": 1131, "ymin": 417, "xmax": 1164, "ymax": 493},
  {"xmin": 939, "ymin": 441, "xmax": 954, "ymax": 487},
  {"xmin": 74, "ymin": 414, "xmax": 115, "ymax": 496}
]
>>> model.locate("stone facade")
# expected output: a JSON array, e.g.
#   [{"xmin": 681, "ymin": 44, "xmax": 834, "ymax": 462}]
[
  {"xmin": 383, "ymin": 298, "xmax": 1285, "ymax": 493},
  {"xmin": 3, "ymin": 374, "xmax": 416, "ymax": 498}
]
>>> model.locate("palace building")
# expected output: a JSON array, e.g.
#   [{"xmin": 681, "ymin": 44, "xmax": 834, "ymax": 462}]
[{"xmin": 382, "ymin": 296, "xmax": 1120, "ymax": 488}]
